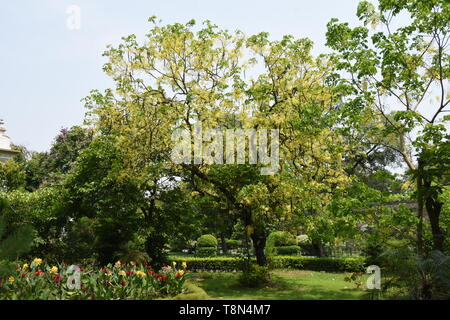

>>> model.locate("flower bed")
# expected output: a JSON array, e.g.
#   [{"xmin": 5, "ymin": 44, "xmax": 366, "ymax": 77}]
[{"xmin": 0, "ymin": 258, "xmax": 188, "ymax": 300}]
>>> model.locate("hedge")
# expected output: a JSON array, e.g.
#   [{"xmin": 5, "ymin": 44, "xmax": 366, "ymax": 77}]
[
  {"xmin": 274, "ymin": 246, "xmax": 301, "ymax": 256},
  {"xmin": 169, "ymin": 256, "xmax": 366, "ymax": 273}
]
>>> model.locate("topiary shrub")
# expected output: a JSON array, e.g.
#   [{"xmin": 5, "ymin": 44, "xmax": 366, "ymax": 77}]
[
  {"xmin": 226, "ymin": 239, "xmax": 241, "ymax": 250},
  {"xmin": 268, "ymin": 231, "xmax": 297, "ymax": 247},
  {"xmin": 195, "ymin": 235, "xmax": 218, "ymax": 257},
  {"xmin": 266, "ymin": 231, "xmax": 298, "ymax": 256},
  {"xmin": 275, "ymin": 245, "xmax": 301, "ymax": 256},
  {"xmin": 197, "ymin": 234, "xmax": 218, "ymax": 248}
]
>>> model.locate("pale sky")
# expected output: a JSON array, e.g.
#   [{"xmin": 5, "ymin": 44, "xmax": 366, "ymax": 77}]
[{"xmin": 1, "ymin": 0, "xmax": 363, "ymax": 152}]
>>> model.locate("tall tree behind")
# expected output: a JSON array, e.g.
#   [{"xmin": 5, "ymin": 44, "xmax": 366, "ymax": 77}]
[{"xmin": 326, "ymin": 0, "xmax": 449, "ymax": 252}]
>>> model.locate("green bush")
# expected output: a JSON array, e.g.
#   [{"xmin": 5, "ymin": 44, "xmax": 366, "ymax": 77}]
[
  {"xmin": 267, "ymin": 231, "xmax": 297, "ymax": 247},
  {"xmin": 238, "ymin": 263, "xmax": 270, "ymax": 287},
  {"xmin": 197, "ymin": 234, "xmax": 218, "ymax": 248},
  {"xmin": 196, "ymin": 247, "xmax": 217, "ymax": 257},
  {"xmin": 274, "ymin": 246, "xmax": 301, "ymax": 256},
  {"xmin": 226, "ymin": 239, "xmax": 241, "ymax": 250},
  {"xmin": 169, "ymin": 256, "xmax": 366, "ymax": 272}
]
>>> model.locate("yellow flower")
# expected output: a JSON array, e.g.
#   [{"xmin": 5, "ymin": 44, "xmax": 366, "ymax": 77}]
[
  {"xmin": 32, "ymin": 258, "xmax": 43, "ymax": 266},
  {"xmin": 182, "ymin": 262, "xmax": 187, "ymax": 269},
  {"xmin": 22, "ymin": 264, "xmax": 29, "ymax": 270},
  {"xmin": 172, "ymin": 261, "xmax": 177, "ymax": 267},
  {"xmin": 130, "ymin": 261, "xmax": 136, "ymax": 267},
  {"xmin": 115, "ymin": 261, "xmax": 122, "ymax": 268},
  {"xmin": 118, "ymin": 270, "xmax": 126, "ymax": 276},
  {"xmin": 178, "ymin": 270, "xmax": 185, "ymax": 276},
  {"xmin": 135, "ymin": 271, "xmax": 147, "ymax": 278},
  {"xmin": 50, "ymin": 266, "xmax": 58, "ymax": 274},
  {"xmin": 8, "ymin": 276, "xmax": 14, "ymax": 284}
]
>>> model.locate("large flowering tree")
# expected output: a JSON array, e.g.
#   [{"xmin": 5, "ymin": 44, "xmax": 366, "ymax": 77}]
[{"xmin": 84, "ymin": 19, "xmax": 352, "ymax": 265}]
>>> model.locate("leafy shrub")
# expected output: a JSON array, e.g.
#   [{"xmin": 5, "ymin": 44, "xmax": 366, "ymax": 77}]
[
  {"xmin": 197, "ymin": 235, "xmax": 218, "ymax": 248},
  {"xmin": 196, "ymin": 247, "xmax": 217, "ymax": 257},
  {"xmin": 274, "ymin": 246, "xmax": 301, "ymax": 256},
  {"xmin": 380, "ymin": 249, "xmax": 450, "ymax": 300},
  {"xmin": 0, "ymin": 197, "xmax": 34, "ymax": 277},
  {"xmin": 267, "ymin": 231, "xmax": 297, "ymax": 247},
  {"xmin": 238, "ymin": 262, "xmax": 270, "ymax": 287},
  {"xmin": 296, "ymin": 234, "xmax": 309, "ymax": 244},
  {"xmin": 226, "ymin": 239, "xmax": 241, "ymax": 250}
]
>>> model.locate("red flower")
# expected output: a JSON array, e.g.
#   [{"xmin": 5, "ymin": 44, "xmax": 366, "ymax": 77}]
[
  {"xmin": 53, "ymin": 275, "xmax": 61, "ymax": 283},
  {"xmin": 161, "ymin": 275, "xmax": 168, "ymax": 281},
  {"xmin": 21, "ymin": 273, "xmax": 27, "ymax": 278},
  {"xmin": 120, "ymin": 281, "xmax": 127, "ymax": 286},
  {"xmin": 148, "ymin": 265, "xmax": 153, "ymax": 269},
  {"xmin": 82, "ymin": 288, "xmax": 87, "ymax": 292},
  {"xmin": 34, "ymin": 270, "xmax": 44, "ymax": 276},
  {"xmin": 126, "ymin": 271, "xmax": 133, "ymax": 276},
  {"xmin": 102, "ymin": 268, "xmax": 110, "ymax": 274},
  {"xmin": 176, "ymin": 272, "xmax": 182, "ymax": 278}
]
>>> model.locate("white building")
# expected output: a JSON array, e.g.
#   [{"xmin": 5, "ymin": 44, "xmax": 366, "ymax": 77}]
[{"xmin": 0, "ymin": 120, "xmax": 19, "ymax": 162}]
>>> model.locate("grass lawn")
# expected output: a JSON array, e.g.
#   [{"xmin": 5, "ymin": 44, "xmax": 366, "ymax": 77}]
[{"xmin": 188, "ymin": 270, "xmax": 370, "ymax": 300}]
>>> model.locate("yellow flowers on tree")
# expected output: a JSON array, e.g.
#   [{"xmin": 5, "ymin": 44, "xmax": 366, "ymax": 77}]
[{"xmin": 85, "ymin": 18, "xmax": 352, "ymax": 266}]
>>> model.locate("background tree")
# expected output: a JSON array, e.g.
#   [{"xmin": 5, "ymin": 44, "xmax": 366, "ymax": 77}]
[{"xmin": 326, "ymin": 0, "xmax": 450, "ymax": 252}]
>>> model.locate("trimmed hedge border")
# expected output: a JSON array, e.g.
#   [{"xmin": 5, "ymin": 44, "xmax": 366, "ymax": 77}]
[{"xmin": 169, "ymin": 256, "xmax": 366, "ymax": 273}]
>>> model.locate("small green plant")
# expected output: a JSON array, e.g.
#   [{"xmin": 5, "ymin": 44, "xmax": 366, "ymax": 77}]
[
  {"xmin": 238, "ymin": 262, "xmax": 270, "ymax": 288},
  {"xmin": 344, "ymin": 272, "xmax": 364, "ymax": 289}
]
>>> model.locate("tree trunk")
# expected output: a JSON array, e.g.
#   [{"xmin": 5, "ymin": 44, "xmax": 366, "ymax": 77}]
[
  {"xmin": 311, "ymin": 241, "xmax": 325, "ymax": 257},
  {"xmin": 251, "ymin": 231, "xmax": 267, "ymax": 266},
  {"xmin": 220, "ymin": 233, "xmax": 228, "ymax": 255},
  {"xmin": 416, "ymin": 160, "xmax": 424, "ymax": 256},
  {"xmin": 425, "ymin": 194, "xmax": 444, "ymax": 252}
]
